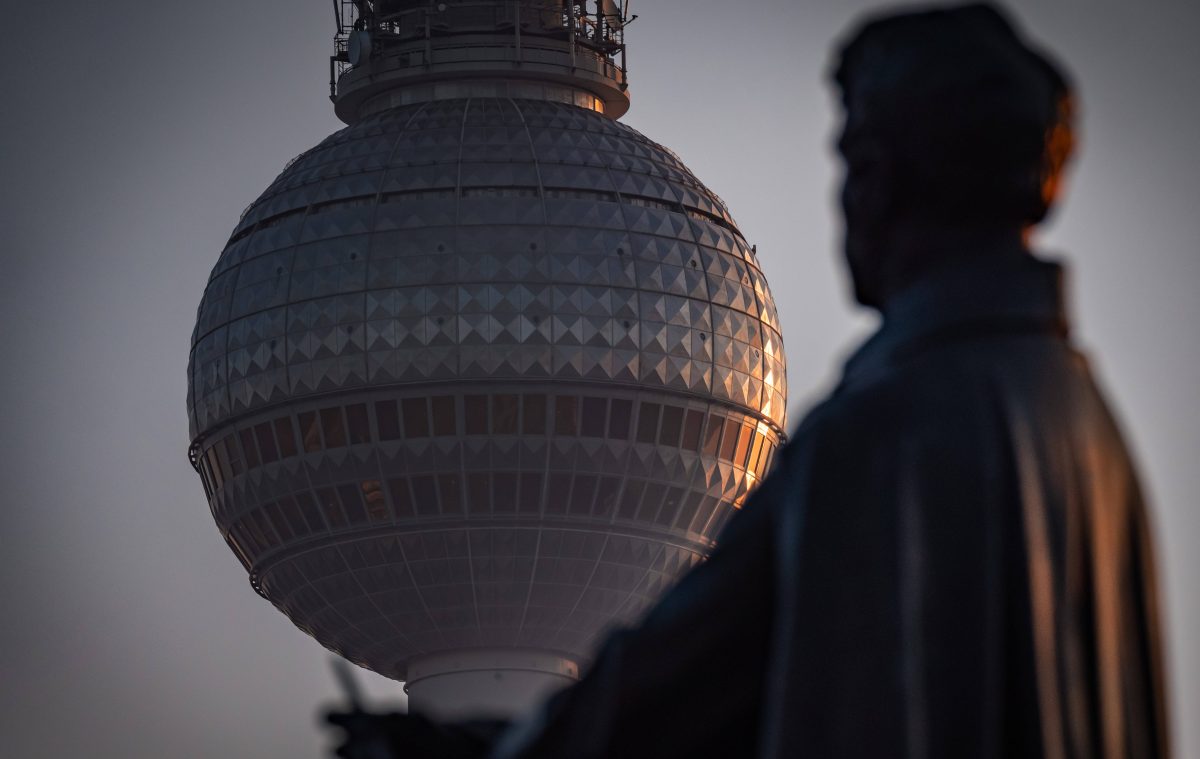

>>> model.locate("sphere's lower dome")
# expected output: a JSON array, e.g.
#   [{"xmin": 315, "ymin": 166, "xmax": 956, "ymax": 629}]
[{"xmin": 187, "ymin": 98, "xmax": 787, "ymax": 679}]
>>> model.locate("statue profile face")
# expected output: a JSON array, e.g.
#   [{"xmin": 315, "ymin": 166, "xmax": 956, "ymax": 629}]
[{"xmin": 837, "ymin": 96, "xmax": 895, "ymax": 310}]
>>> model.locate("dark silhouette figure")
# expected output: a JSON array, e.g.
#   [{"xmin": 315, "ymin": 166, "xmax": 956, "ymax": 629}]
[{"xmin": 325, "ymin": 4, "xmax": 1170, "ymax": 757}]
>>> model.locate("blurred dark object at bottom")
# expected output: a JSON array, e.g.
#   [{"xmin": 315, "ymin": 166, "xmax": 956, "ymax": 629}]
[{"xmin": 324, "ymin": 709, "xmax": 508, "ymax": 759}]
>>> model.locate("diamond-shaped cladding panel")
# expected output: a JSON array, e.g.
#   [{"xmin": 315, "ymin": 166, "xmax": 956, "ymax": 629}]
[
  {"xmin": 190, "ymin": 98, "xmax": 784, "ymax": 437},
  {"xmin": 189, "ymin": 98, "xmax": 787, "ymax": 678}
]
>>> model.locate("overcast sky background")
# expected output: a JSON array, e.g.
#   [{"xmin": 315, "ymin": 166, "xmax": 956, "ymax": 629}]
[{"xmin": 2, "ymin": 1, "xmax": 1197, "ymax": 757}]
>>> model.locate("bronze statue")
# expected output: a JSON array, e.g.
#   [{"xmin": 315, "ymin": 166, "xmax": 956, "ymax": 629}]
[{"xmin": 326, "ymin": 4, "xmax": 1170, "ymax": 757}]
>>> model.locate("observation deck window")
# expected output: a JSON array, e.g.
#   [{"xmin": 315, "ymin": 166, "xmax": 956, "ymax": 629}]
[
  {"xmin": 338, "ymin": 483, "xmax": 370, "ymax": 525},
  {"xmin": 546, "ymin": 472, "xmax": 572, "ymax": 514},
  {"xmin": 658, "ymin": 405, "xmax": 683, "ymax": 447},
  {"xmin": 266, "ymin": 501, "xmax": 298, "ymax": 541},
  {"xmin": 431, "ymin": 395, "xmax": 457, "ymax": 436},
  {"xmin": 702, "ymin": 415, "xmax": 723, "ymax": 457},
  {"xmin": 464, "ymin": 395, "xmax": 488, "ymax": 434},
  {"xmin": 580, "ymin": 396, "xmax": 606, "ymax": 437},
  {"xmin": 387, "ymin": 477, "xmax": 416, "ymax": 519},
  {"xmin": 299, "ymin": 411, "xmax": 323, "ymax": 452},
  {"xmin": 224, "ymin": 436, "xmax": 245, "ymax": 477},
  {"xmin": 618, "ymin": 480, "xmax": 643, "ymax": 520},
  {"xmin": 363, "ymin": 479, "xmax": 390, "ymax": 522},
  {"xmin": 636, "ymin": 402, "xmax": 660, "ymax": 443},
  {"xmin": 274, "ymin": 417, "xmax": 299, "ymax": 458},
  {"xmin": 569, "ymin": 474, "xmax": 598, "ymax": 516},
  {"xmin": 518, "ymin": 473, "xmax": 543, "ymax": 514},
  {"xmin": 321, "ymin": 407, "xmax": 349, "ymax": 449},
  {"xmin": 682, "ymin": 409, "xmax": 704, "ymax": 452},
  {"xmin": 595, "ymin": 476, "xmax": 620, "ymax": 517},
  {"xmin": 468, "ymin": 473, "xmax": 492, "ymax": 515},
  {"xmin": 719, "ymin": 418, "xmax": 740, "ymax": 462},
  {"xmin": 554, "ymin": 395, "xmax": 578, "ymax": 436},
  {"xmin": 657, "ymin": 487, "xmax": 685, "ymax": 526},
  {"xmin": 607, "ymin": 398, "xmax": 632, "ymax": 440},
  {"xmin": 437, "ymin": 473, "xmax": 463, "ymax": 515},
  {"xmin": 638, "ymin": 482, "xmax": 666, "ymax": 522},
  {"xmin": 346, "ymin": 403, "xmax": 372, "ymax": 444},
  {"xmin": 402, "ymin": 397, "xmax": 430, "ymax": 438},
  {"xmin": 411, "ymin": 475, "xmax": 437, "ymax": 516},
  {"xmin": 255, "ymin": 422, "xmax": 280, "ymax": 463},
  {"xmin": 734, "ymin": 423, "xmax": 754, "ymax": 468},
  {"xmin": 239, "ymin": 428, "xmax": 261, "ymax": 469},
  {"xmin": 206, "ymin": 447, "xmax": 225, "ymax": 488},
  {"xmin": 375, "ymin": 400, "xmax": 402, "ymax": 440},
  {"xmin": 494, "ymin": 473, "xmax": 517, "ymax": 512},
  {"xmin": 493, "ymin": 394, "xmax": 519, "ymax": 434},
  {"xmin": 297, "ymin": 493, "xmax": 326, "ymax": 533},
  {"xmin": 316, "ymin": 486, "xmax": 347, "ymax": 529},
  {"xmin": 523, "ymin": 394, "xmax": 547, "ymax": 434}
]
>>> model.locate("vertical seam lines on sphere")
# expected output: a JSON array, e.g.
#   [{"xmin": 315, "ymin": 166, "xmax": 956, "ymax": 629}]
[{"xmin": 456, "ymin": 99, "xmax": 484, "ymax": 638}]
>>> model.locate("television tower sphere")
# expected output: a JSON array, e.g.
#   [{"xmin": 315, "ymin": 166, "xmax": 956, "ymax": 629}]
[{"xmin": 187, "ymin": 0, "xmax": 786, "ymax": 717}]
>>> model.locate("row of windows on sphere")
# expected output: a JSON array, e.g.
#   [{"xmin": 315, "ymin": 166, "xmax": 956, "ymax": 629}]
[
  {"xmin": 198, "ymin": 392, "xmax": 779, "ymax": 497},
  {"xmin": 223, "ymin": 466, "xmax": 746, "ymax": 571}
]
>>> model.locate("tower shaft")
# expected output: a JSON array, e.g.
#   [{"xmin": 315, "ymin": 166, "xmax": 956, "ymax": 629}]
[{"xmin": 406, "ymin": 649, "xmax": 578, "ymax": 718}]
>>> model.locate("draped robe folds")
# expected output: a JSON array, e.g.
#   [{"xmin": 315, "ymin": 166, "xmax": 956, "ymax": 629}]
[{"xmin": 490, "ymin": 254, "xmax": 1169, "ymax": 759}]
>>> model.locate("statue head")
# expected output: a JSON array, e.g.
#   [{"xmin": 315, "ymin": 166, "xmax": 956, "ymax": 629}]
[{"xmin": 832, "ymin": 3, "xmax": 1075, "ymax": 308}]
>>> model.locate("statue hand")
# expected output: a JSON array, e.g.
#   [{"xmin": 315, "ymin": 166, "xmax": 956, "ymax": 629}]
[{"xmin": 324, "ymin": 709, "xmax": 499, "ymax": 759}]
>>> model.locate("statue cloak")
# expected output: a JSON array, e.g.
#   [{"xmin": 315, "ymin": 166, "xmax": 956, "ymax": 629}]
[{"xmin": 492, "ymin": 254, "xmax": 1169, "ymax": 759}]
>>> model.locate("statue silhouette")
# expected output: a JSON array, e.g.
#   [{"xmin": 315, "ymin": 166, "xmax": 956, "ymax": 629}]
[{"xmin": 325, "ymin": 4, "xmax": 1170, "ymax": 757}]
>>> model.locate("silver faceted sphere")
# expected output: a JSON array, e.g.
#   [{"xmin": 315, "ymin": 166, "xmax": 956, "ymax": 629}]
[{"xmin": 187, "ymin": 98, "xmax": 787, "ymax": 680}]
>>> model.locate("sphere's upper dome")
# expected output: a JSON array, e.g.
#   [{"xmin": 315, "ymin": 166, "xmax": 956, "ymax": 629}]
[
  {"xmin": 187, "ymin": 98, "xmax": 786, "ymax": 677},
  {"xmin": 190, "ymin": 99, "xmax": 785, "ymax": 436}
]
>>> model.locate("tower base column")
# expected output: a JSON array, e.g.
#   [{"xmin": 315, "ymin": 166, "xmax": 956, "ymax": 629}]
[{"xmin": 405, "ymin": 649, "xmax": 579, "ymax": 719}]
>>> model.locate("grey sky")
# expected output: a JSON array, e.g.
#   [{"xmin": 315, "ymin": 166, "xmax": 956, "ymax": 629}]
[{"xmin": 2, "ymin": 1, "xmax": 1196, "ymax": 756}]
